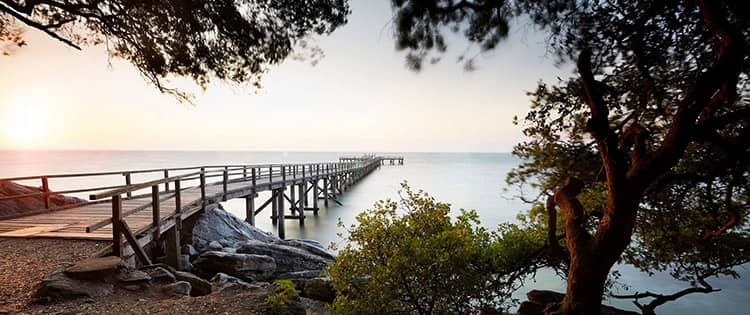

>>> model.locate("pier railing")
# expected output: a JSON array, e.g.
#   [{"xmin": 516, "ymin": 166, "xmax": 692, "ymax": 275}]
[
  {"xmin": 0, "ymin": 160, "xmax": 379, "ymax": 215},
  {"xmin": 0, "ymin": 156, "xmax": 401, "ymax": 265}
]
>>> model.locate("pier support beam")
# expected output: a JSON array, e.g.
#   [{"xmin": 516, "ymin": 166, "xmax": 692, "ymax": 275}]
[
  {"xmin": 312, "ymin": 179, "xmax": 319, "ymax": 215},
  {"xmin": 323, "ymin": 177, "xmax": 329, "ymax": 207},
  {"xmin": 276, "ymin": 188, "xmax": 285, "ymax": 239},
  {"xmin": 164, "ymin": 227, "xmax": 181, "ymax": 270},
  {"xmin": 298, "ymin": 182, "xmax": 305, "ymax": 225},
  {"xmin": 271, "ymin": 190, "xmax": 279, "ymax": 223},
  {"xmin": 245, "ymin": 192, "xmax": 256, "ymax": 226}
]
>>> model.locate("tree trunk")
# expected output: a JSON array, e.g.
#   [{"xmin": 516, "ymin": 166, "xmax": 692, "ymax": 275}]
[
  {"xmin": 552, "ymin": 179, "xmax": 640, "ymax": 315},
  {"xmin": 557, "ymin": 249, "xmax": 611, "ymax": 314}
]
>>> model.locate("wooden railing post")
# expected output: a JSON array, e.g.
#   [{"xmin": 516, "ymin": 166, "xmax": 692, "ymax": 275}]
[
  {"xmin": 251, "ymin": 167, "xmax": 257, "ymax": 187},
  {"xmin": 151, "ymin": 185, "xmax": 161, "ymax": 247},
  {"xmin": 222, "ymin": 168, "xmax": 229, "ymax": 201},
  {"xmin": 163, "ymin": 170, "xmax": 169, "ymax": 191},
  {"xmin": 243, "ymin": 166, "xmax": 247, "ymax": 179},
  {"xmin": 124, "ymin": 172, "xmax": 132, "ymax": 198},
  {"xmin": 175, "ymin": 179, "xmax": 182, "ymax": 221},
  {"xmin": 200, "ymin": 167, "xmax": 206, "ymax": 210},
  {"xmin": 282, "ymin": 165, "xmax": 286, "ymax": 183},
  {"xmin": 269, "ymin": 165, "xmax": 273, "ymax": 183},
  {"xmin": 112, "ymin": 194, "xmax": 123, "ymax": 257},
  {"xmin": 41, "ymin": 177, "xmax": 50, "ymax": 209}
]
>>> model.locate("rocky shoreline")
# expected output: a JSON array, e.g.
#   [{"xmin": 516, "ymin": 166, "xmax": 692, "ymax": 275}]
[{"xmin": 18, "ymin": 205, "xmax": 337, "ymax": 314}]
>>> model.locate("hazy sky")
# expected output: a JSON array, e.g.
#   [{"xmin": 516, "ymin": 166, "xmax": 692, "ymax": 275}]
[{"xmin": 0, "ymin": 0, "xmax": 569, "ymax": 152}]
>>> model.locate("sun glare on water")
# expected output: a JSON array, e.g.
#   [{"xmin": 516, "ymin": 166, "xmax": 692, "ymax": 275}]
[{"xmin": 2, "ymin": 99, "xmax": 49, "ymax": 147}]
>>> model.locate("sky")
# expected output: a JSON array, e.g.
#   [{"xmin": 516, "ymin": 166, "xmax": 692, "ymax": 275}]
[{"xmin": 0, "ymin": 0, "xmax": 570, "ymax": 152}]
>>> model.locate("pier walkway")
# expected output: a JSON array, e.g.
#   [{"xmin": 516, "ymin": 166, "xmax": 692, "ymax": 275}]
[{"xmin": 0, "ymin": 155, "xmax": 402, "ymax": 265}]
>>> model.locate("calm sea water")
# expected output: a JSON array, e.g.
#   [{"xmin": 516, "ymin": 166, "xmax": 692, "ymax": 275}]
[{"xmin": 0, "ymin": 150, "xmax": 747, "ymax": 314}]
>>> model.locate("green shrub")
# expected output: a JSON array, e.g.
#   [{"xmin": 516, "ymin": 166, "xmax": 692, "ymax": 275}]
[
  {"xmin": 328, "ymin": 182, "xmax": 545, "ymax": 314},
  {"xmin": 265, "ymin": 279, "xmax": 299, "ymax": 313}
]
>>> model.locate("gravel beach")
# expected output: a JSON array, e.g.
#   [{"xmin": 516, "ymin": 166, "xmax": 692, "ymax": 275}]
[{"xmin": 0, "ymin": 238, "xmax": 108, "ymax": 312}]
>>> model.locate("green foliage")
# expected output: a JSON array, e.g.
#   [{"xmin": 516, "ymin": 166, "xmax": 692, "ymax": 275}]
[
  {"xmin": 389, "ymin": 0, "xmax": 750, "ymax": 312},
  {"xmin": 0, "ymin": 0, "xmax": 350, "ymax": 101},
  {"xmin": 328, "ymin": 182, "xmax": 546, "ymax": 315},
  {"xmin": 265, "ymin": 279, "xmax": 300, "ymax": 313}
]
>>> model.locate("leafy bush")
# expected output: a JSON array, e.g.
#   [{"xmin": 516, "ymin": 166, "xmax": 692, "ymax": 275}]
[
  {"xmin": 328, "ymin": 183, "xmax": 545, "ymax": 314},
  {"xmin": 265, "ymin": 279, "xmax": 300, "ymax": 313}
]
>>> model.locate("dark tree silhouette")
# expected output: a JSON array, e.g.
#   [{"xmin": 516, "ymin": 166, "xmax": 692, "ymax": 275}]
[
  {"xmin": 0, "ymin": 0, "xmax": 350, "ymax": 101},
  {"xmin": 390, "ymin": 0, "xmax": 749, "ymax": 314}
]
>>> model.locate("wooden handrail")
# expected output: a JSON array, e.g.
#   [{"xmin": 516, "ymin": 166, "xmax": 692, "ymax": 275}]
[
  {"xmin": 0, "ymin": 158, "xmax": 392, "ymax": 203},
  {"xmin": 89, "ymin": 171, "xmax": 202, "ymax": 200}
]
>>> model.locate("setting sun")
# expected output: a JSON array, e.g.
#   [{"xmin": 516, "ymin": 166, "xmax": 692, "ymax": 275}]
[{"xmin": 2, "ymin": 99, "xmax": 49, "ymax": 147}]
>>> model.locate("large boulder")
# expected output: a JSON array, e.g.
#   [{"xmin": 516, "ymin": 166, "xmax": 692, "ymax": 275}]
[
  {"xmin": 35, "ymin": 272, "xmax": 114, "ymax": 300},
  {"xmin": 210, "ymin": 272, "xmax": 259, "ymax": 290},
  {"xmin": 0, "ymin": 180, "xmax": 84, "ymax": 218},
  {"xmin": 190, "ymin": 206, "xmax": 337, "ymax": 283},
  {"xmin": 192, "ymin": 251, "xmax": 276, "ymax": 281},
  {"xmin": 236, "ymin": 240, "xmax": 334, "ymax": 275},
  {"xmin": 191, "ymin": 206, "xmax": 277, "ymax": 250},
  {"xmin": 64, "ymin": 256, "xmax": 127, "ymax": 280}
]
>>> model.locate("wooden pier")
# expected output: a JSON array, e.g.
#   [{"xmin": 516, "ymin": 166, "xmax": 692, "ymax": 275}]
[{"xmin": 0, "ymin": 155, "xmax": 402, "ymax": 267}]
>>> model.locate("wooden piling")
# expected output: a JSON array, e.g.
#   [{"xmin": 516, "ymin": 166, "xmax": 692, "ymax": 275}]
[
  {"xmin": 151, "ymin": 185, "xmax": 161, "ymax": 258},
  {"xmin": 271, "ymin": 190, "xmax": 278, "ymax": 222},
  {"xmin": 246, "ymin": 193, "xmax": 256, "ymax": 226},
  {"xmin": 290, "ymin": 184, "xmax": 296, "ymax": 214},
  {"xmin": 277, "ymin": 188, "xmax": 285, "ymax": 239},
  {"xmin": 312, "ymin": 179, "xmax": 319, "ymax": 215},
  {"xmin": 298, "ymin": 182, "xmax": 305, "ymax": 224},
  {"xmin": 112, "ymin": 194, "xmax": 123, "ymax": 257}
]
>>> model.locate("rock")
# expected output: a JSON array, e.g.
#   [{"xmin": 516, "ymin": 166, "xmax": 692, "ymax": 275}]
[
  {"xmin": 517, "ymin": 301, "xmax": 546, "ymax": 315},
  {"xmin": 222, "ymin": 247, "xmax": 238, "ymax": 253},
  {"xmin": 301, "ymin": 277, "xmax": 335, "ymax": 303},
  {"xmin": 210, "ymin": 272, "xmax": 259, "ymax": 290},
  {"xmin": 182, "ymin": 244, "xmax": 198, "ymax": 257},
  {"xmin": 174, "ymin": 271, "xmax": 212, "ymax": 296},
  {"xmin": 162, "ymin": 281, "xmax": 192, "ymax": 297},
  {"xmin": 121, "ymin": 284, "xmax": 146, "ymax": 292},
  {"xmin": 192, "ymin": 207, "xmax": 277, "ymax": 250},
  {"xmin": 276, "ymin": 270, "xmax": 323, "ymax": 280},
  {"xmin": 179, "ymin": 255, "xmax": 193, "ymax": 271},
  {"xmin": 35, "ymin": 272, "xmax": 114, "ymax": 299},
  {"xmin": 140, "ymin": 266, "xmax": 176, "ymax": 282},
  {"xmin": 285, "ymin": 239, "xmax": 336, "ymax": 260},
  {"xmin": 526, "ymin": 290, "xmax": 565, "ymax": 306},
  {"xmin": 115, "ymin": 270, "xmax": 151, "ymax": 283},
  {"xmin": 208, "ymin": 241, "xmax": 224, "ymax": 251},
  {"xmin": 236, "ymin": 240, "xmax": 334, "ymax": 274},
  {"xmin": 0, "ymin": 181, "xmax": 85, "ymax": 218},
  {"xmin": 193, "ymin": 251, "xmax": 276, "ymax": 281},
  {"xmin": 63, "ymin": 256, "xmax": 126, "ymax": 280}
]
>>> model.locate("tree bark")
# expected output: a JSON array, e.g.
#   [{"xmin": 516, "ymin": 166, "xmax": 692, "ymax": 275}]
[{"xmin": 549, "ymin": 176, "xmax": 641, "ymax": 315}]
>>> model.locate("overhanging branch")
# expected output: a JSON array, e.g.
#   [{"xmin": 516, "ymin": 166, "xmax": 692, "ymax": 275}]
[{"xmin": 0, "ymin": 1, "xmax": 81, "ymax": 49}]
